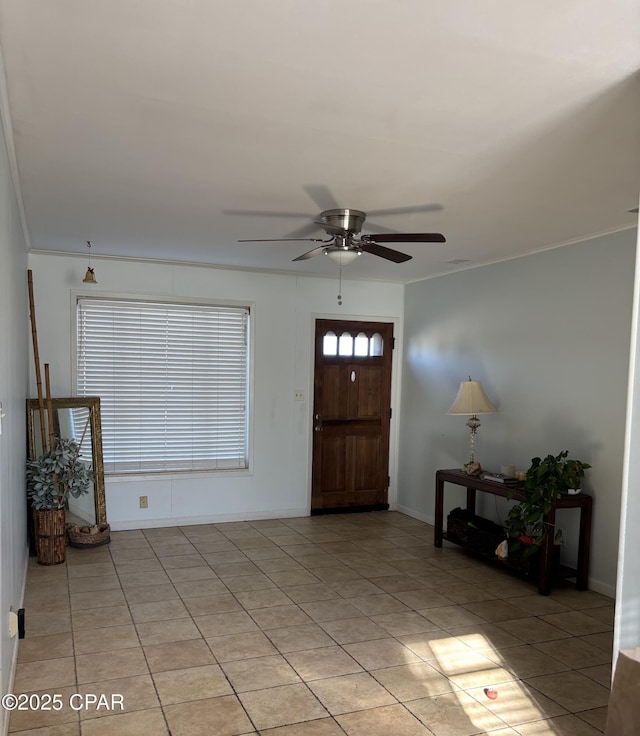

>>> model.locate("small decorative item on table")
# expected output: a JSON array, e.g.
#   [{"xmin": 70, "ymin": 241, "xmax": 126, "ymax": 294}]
[{"xmin": 464, "ymin": 461, "xmax": 482, "ymax": 476}]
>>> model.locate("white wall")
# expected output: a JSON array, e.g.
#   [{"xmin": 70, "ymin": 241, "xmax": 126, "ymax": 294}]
[
  {"xmin": 27, "ymin": 253, "xmax": 404, "ymax": 528},
  {"xmin": 616, "ymin": 222, "xmax": 640, "ymax": 657},
  {"xmin": 0, "ymin": 107, "xmax": 28, "ymax": 723},
  {"xmin": 397, "ymin": 230, "xmax": 637, "ymax": 595}
]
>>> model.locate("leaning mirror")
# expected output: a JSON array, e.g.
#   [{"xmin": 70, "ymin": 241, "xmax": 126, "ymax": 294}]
[{"xmin": 27, "ymin": 396, "xmax": 106, "ymax": 528}]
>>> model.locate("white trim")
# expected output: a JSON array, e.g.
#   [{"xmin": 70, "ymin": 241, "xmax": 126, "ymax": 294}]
[
  {"xmin": 307, "ymin": 313, "xmax": 402, "ymax": 512},
  {"xmin": 34, "ymin": 249, "xmax": 405, "ymax": 285},
  {"xmin": 110, "ymin": 508, "xmax": 309, "ymax": 531},
  {"xmin": 395, "ymin": 504, "xmax": 434, "ymax": 526},
  {"xmin": 588, "ymin": 579, "xmax": 616, "ymax": 600},
  {"xmin": 105, "ymin": 467, "xmax": 252, "ymax": 483},
  {"xmin": 2, "ymin": 544, "xmax": 30, "ymax": 736},
  {"xmin": 405, "ymin": 223, "xmax": 637, "ymax": 285}
]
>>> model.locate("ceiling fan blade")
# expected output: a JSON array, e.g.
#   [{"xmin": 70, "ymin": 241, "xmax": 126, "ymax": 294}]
[
  {"xmin": 284, "ymin": 221, "xmax": 324, "ymax": 239},
  {"xmin": 292, "ymin": 246, "xmax": 327, "ymax": 261},
  {"xmin": 224, "ymin": 208, "xmax": 310, "ymax": 218},
  {"xmin": 365, "ymin": 233, "xmax": 446, "ymax": 243},
  {"xmin": 303, "ymin": 184, "xmax": 340, "ymax": 211},
  {"xmin": 360, "ymin": 242, "xmax": 412, "ymax": 263},
  {"xmin": 367, "ymin": 203, "xmax": 443, "ymax": 217},
  {"xmin": 363, "ymin": 221, "xmax": 398, "ymax": 234},
  {"xmin": 238, "ymin": 237, "xmax": 327, "ymax": 243}
]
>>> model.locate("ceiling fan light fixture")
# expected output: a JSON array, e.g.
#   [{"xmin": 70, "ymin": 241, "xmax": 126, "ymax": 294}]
[{"xmin": 324, "ymin": 248, "xmax": 361, "ymax": 265}]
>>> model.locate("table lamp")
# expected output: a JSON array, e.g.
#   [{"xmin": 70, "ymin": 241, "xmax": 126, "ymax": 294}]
[{"xmin": 447, "ymin": 377, "xmax": 498, "ymax": 474}]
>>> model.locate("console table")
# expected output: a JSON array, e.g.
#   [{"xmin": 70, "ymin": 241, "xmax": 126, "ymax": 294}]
[{"xmin": 434, "ymin": 468, "xmax": 592, "ymax": 595}]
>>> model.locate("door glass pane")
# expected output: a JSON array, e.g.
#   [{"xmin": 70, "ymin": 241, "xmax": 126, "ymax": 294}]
[
  {"xmin": 323, "ymin": 331, "xmax": 337, "ymax": 356},
  {"xmin": 370, "ymin": 333, "xmax": 383, "ymax": 356},
  {"xmin": 354, "ymin": 332, "xmax": 369, "ymax": 356},
  {"xmin": 338, "ymin": 332, "xmax": 354, "ymax": 356}
]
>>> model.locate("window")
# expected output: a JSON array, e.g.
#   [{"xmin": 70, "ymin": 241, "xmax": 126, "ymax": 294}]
[
  {"xmin": 322, "ymin": 329, "xmax": 383, "ymax": 357},
  {"xmin": 76, "ymin": 297, "xmax": 250, "ymax": 474}
]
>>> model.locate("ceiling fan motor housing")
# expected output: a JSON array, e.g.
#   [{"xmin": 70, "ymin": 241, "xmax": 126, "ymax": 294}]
[{"xmin": 320, "ymin": 208, "xmax": 366, "ymax": 234}]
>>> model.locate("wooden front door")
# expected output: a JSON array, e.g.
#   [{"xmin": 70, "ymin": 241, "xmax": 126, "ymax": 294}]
[{"xmin": 311, "ymin": 319, "xmax": 394, "ymax": 513}]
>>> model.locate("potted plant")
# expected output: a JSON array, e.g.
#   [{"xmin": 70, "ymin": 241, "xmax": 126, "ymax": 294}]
[
  {"xmin": 506, "ymin": 451, "xmax": 591, "ymax": 562},
  {"xmin": 26, "ymin": 437, "xmax": 94, "ymax": 565}
]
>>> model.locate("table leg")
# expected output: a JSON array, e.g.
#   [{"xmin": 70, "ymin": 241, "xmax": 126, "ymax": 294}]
[
  {"xmin": 538, "ymin": 506, "xmax": 557, "ymax": 595},
  {"xmin": 466, "ymin": 488, "xmax": 476, "ymax": 516},
  {"xmin": 434, "ymin": 477, "xmax": 444, "ymax": 547},
  {"xmin": 576, "ymin": 499, "xmax": 592, "ymax": 590}
]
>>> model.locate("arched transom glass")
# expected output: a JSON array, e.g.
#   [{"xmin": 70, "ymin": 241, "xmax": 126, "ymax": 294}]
[{"xmin": 322, "ymin": 330, "xmax": 384, "ymax": 357}]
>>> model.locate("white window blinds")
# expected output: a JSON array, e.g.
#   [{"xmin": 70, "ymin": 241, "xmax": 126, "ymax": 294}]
[{"xmin": 76, "ymin": 297, "xmax": 250, "ymax": 474}]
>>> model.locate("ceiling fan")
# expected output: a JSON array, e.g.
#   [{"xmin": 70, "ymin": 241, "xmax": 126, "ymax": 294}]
[{"xmin": 238, "ymin": 207, "xmax": 446, "ymax": 264}]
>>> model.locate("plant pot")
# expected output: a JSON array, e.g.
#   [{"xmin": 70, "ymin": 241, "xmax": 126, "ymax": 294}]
[{"xmin": 32, "ymin": 507, "xmax": 66, "ymax": 565}]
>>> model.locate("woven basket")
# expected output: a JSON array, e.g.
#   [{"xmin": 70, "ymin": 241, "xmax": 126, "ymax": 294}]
[
  {"xmin": 67, "ymin": 523, "xmax": 111, "ymax": 548},
  {"xmin": 446, "ymin": 507, "xmax": 506, "ymax": 556},
  {"xmin": 33, "ymin": 507, "xmax": 66, "ymax": 565},
  {"xmin": 447, "ymin": 507, "xmax": 472, "ymax": 545}
]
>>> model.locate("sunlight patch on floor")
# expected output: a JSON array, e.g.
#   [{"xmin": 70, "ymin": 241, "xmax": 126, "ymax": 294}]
[{"xmin": 420, "ymin": 632, "xmax": 564, "ymax": 734}]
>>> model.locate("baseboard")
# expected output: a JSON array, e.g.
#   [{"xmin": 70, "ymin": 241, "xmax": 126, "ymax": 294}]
[
  {"xmin": 588, "ymin": 578, "xmax": 616, "ymax": 600},
  {"xmin": 109, "ymin": 507, "xmax": 310, "ymax": 531},
  {"xmin": 395, "ymin": 504, "xmax": 434, "ymax": 526},
  {"xmin": 3, "ymin": 543, "xmax": 30, "ymax": 736}
]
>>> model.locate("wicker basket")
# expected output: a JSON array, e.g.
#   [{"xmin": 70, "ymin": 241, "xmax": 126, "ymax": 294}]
[
  {"xmin": 447, "ymin": 507, "xmax": 473, "ymax": 545},
  {"xmin": 67, "ymin": 523, "xmax": 111, "ymax": 548},
  {"xmin": 33, "ymin": 507, "xmax": 66, "ymax": 565}
]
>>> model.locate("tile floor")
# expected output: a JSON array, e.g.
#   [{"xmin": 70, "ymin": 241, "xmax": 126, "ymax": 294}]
[{"xmin": 11, "ymin": 512, "xmax": 614, "ymax": 735}]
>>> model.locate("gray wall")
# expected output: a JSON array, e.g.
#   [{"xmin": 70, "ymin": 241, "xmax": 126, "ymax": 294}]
[
  {"xmin": 0, "ymin": 111, "xmax": 28, "ymax": 719},
  {"xmin": 397, "ymin": 229, "xmax": 636, "ymax": 594}
]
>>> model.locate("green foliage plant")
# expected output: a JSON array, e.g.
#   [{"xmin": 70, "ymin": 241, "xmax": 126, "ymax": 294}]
[
  {"xmin": 26, "ymin": 437, "xmax": 94, "ymax": 510},
  {"xmin": 506, "ymin": 451, "xmax": 591, "ymax": 557}
]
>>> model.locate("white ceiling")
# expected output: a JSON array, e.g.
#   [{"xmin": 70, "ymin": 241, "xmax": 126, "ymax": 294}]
[{"xmin": 0, "ymin": 1, "xmax": 638, "ymax": 283}]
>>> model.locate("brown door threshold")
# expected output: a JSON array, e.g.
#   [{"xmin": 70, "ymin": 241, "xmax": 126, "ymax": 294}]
[{"xmin": 311, "ymin": 504, "xmax": 389, "ymax": 516}]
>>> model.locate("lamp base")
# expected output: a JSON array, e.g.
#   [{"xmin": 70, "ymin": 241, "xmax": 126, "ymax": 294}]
[{"xmin": 463, "ymin": 461, "xmax": 483, "ymax": 476}]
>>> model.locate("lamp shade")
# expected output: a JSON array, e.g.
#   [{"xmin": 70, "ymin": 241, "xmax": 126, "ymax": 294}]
[{"xmin": 447, "ymin": 379, "xmax": 497, "ymax": 416}]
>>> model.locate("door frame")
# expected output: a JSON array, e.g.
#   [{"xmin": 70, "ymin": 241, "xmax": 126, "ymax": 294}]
[{"xmin": 305, "ymin": 312, "xmax": 402, "ymax": 514}]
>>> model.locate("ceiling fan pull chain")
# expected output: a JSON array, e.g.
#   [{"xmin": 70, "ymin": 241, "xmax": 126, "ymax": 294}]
[{"xmin": 337, "ymin": 263, "xmax": 343, "ymax": 306}]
